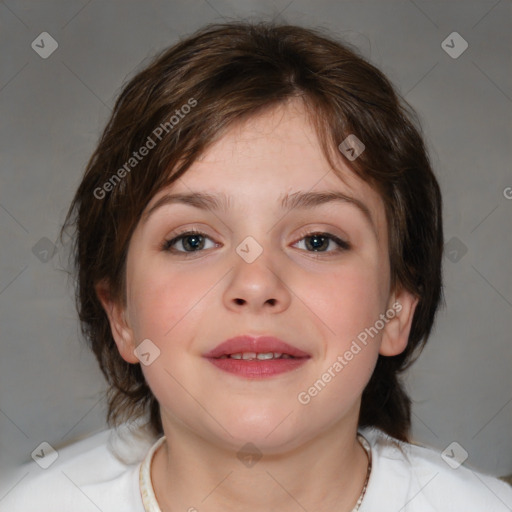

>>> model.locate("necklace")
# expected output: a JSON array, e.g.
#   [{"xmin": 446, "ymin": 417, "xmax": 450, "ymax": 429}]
[
  {"xmin": 353, "ymin": 433, "xmax": 372, "ymax": 511},
  {"xmin": 140, "ymin": 433, "xmax": 372, "ymax": 512}
]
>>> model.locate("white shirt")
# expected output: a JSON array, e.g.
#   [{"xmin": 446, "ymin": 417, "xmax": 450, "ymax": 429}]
[{"xmin": 1, "ymin": 422, "xmax": 511, "ymax": 511}]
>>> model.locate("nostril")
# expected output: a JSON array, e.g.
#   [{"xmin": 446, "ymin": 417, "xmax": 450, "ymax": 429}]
[{"xmin": 232, "ymin": 298, "xmax": 277, "ymax": 306}]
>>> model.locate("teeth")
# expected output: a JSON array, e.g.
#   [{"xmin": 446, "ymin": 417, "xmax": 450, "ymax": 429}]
[{"xmin": 225, "ymin": 352, "xmax": 292, "ymax": 360}]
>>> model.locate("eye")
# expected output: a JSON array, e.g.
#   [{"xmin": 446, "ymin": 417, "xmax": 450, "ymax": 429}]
[
  {"xmin": 293, "ymin": 231, "xmax": 351, "ymax": 254},
  {"xmin": 161, "ymin": 230, "xmax": 218, "ymax": 254},
  {"xmin": 161, "ymin": 229, "xmax": 349, "ymax": 256}
]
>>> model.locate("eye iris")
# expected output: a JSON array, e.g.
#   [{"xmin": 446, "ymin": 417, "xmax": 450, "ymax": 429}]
[
  {"xmin": 306, "ymin": 234, "xmax": 328, "ymax": 251},
  {"xmin": 183, "ymin": 234, "xmax": 204, "ymax": 251}
]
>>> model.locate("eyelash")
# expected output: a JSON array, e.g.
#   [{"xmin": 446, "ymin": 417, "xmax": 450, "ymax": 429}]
[{"xmin": 160, "ymin": 228, "xmax": 351, "ymax": 256}]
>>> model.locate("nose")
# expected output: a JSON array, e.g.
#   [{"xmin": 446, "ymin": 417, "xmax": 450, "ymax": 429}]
[{"xmin": 223, "ymin": 240, "xmax": 292, "ymax": 314}]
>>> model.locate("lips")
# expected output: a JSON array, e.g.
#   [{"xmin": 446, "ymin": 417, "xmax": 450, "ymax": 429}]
[
  {"xmin": 203, "ymin": 335, "xmax": 311, "ymax": 359},
  {"xmin": 203, "ymin": 335, "xmax": 311, "ymax": 378}
]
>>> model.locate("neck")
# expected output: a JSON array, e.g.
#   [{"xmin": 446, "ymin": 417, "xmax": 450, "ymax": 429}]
[{"xmin": 151, "ymin": 416, "xmax": 369, "ymax": 512}]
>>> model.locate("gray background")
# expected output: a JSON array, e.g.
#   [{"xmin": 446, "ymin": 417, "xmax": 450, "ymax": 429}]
[{"xmin": 1, "ymin": 0, "xmax": 511, "ymax": 493}]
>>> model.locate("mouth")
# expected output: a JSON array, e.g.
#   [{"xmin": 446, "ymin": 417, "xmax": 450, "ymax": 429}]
[
  {"xmin": 203, "ymin": 335, "xmax": 311, "ymax": 378},
  {"xmin": 217, "ymin": 352, "xmax": 298, "ymax": 360}
]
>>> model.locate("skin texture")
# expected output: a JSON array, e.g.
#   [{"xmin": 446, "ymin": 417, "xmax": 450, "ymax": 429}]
[{"xmin": 97, "ymin": 99, "xmax": 418, "ymax": 511}]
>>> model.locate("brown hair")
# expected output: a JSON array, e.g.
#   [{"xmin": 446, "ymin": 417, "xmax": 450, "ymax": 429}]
[{"xmin": 60, "ymin": 20, "xmax": 443, "ymax": 442}]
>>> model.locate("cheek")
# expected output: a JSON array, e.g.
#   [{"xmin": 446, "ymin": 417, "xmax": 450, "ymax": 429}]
[
  {"xmin": 304, "ymin": 259, "xmax": 387, "ymax": 340},
  {"xmin": 126, "ymin": 259, "xmax": 213, "ymax": 341},
  {"xmin": 126, "ymin": 261, "xmax": 214, "ymax": 407},
  {"xmin": 295, "ymin": 265, "xmax": 383, "ymax": 418}
]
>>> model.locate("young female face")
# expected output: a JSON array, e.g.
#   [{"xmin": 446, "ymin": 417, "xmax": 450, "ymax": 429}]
[{"xmin": 101, "ymin": 98, "xmax": 417, "ymax": 453}]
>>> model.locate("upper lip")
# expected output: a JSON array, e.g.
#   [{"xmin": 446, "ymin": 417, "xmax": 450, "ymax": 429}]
[{"xmin": 203, "ymin": 335, "xmax": 311, "ymax": 359}]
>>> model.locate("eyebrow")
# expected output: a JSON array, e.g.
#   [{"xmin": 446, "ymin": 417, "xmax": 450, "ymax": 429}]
[{"xmin": 142, "ymin": 190, "xmax": 376, "ymax": 234}]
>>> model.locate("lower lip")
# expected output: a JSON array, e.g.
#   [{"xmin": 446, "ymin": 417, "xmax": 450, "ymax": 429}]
[{"xmin": 205, "ymin": 357, "xmax": 309, "ymax": 378}]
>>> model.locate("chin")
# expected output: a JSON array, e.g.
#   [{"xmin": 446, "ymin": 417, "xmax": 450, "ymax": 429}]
[{"xmin": 207, "ymin": 406, "xmax": 311, "ymax": 454}]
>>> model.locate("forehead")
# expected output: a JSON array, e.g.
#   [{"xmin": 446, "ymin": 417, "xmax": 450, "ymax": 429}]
[{"xmin": 148, "ymin": 100, "xmax": 387, "ymax": 237}]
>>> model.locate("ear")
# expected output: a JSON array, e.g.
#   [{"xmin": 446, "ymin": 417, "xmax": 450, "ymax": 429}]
[
  {"xmin": 95, "ymin": 280, "xmax": 139, "ymax": 364},
  {"xmin": 379, "ymin": 287, "xmax": 419, "ymax": 357}
]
